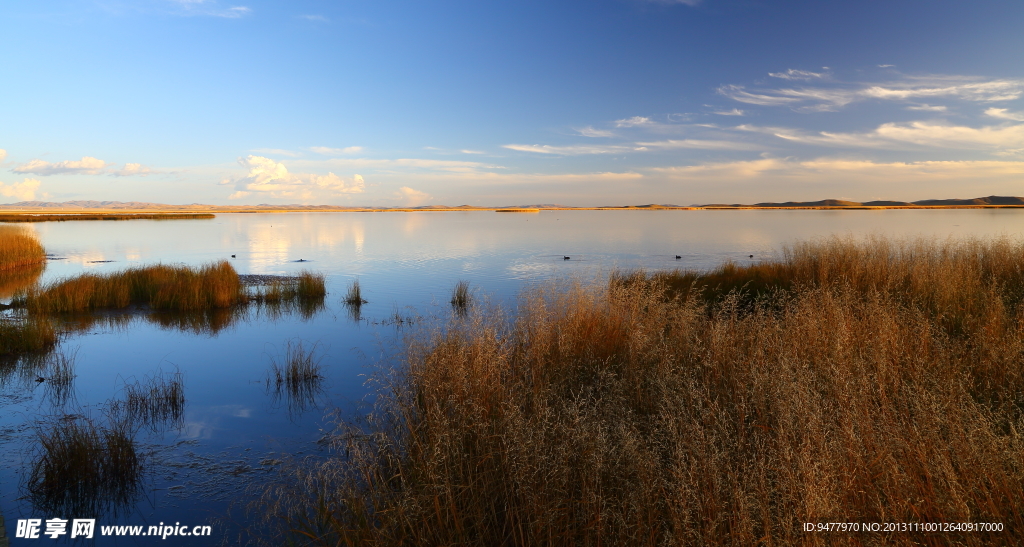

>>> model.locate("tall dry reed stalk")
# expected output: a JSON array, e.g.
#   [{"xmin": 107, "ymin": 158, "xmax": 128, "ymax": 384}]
[
  {"xmin": 261, "ymin": 236, "xmax": 1024, "ymax": 546},
  {"xmin": 109, "ymin": 369, "xmax": 186, "ymax": 432},
  {"xmin": 0, "ymin": 225, "xmax": 45, "ymax": 271},
  {"xmin": 266, "ymin": 340, "xmax": 326, "ymax": 416}
]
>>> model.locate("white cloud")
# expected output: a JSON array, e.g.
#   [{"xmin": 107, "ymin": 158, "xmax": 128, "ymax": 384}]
[
  {"xmin": 717, "ymin": 85, "xmax": 802, "ymax": 106},
  {"xmin": 311, "ymin": 146, "xmax": 363, "ymax": 155},
  {"xmin": 0, "ymin": 178, "xmax": 41, "ymax": 201},
  {"xmin": 986, "ymin": 108, "xmax": 1024, "ymax": 122},
  {"xmin": 614, "ymin": 116, "xmax": 654, "ymax": 127},
  {"xmin": 460, "ymin": 149, "xmax": 485, "ymax": 154},
  {"xmin": 713, "ymin": 109, "xmax": 745, "ymax": 116},
  {"xmin": 394, "ymin": 186, "xmax": 431, "ymax": 206},
  {"xmin": 13, "ymin": 156, "xmax": 107, "ymax": 175},
  {"xmin": 0, "ymin": 149, "xmax": 6, "ymax": 164},
  {"xmin": 225, "ymin": 155, "xmax": 365, "ymax": 200},
  {"xmin": 299, "ymin": 14, "xmax": 328, "ymax": 22},
  {"xmin": 576, "ymin": 126, "xmax": 615, "ymax": 138},
  {"xmin": 768, "ymin": 69, "xmax": 828, "ymax": 81},
  {"xmin": 110, "ymin": 163, "xmax": 155, "ymax": 177}
]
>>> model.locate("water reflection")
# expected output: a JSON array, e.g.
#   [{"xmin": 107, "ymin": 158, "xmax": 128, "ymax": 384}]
[{"xmin": 0, "ymin": 262, "xmax": 43, "ymax": 300}]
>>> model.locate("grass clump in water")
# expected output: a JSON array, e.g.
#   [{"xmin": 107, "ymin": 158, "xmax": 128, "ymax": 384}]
[
  {"xmin": 0, "ymin": 318, "xmax": 57, "ymax": 358},
  {"xmin": 266, "ymin": 340, "xmax": 325, "ymax": 416},
  {"xmin": 262, "ymin": 236, "xmax": 1024, "ymax": 546},
  {"xmin": 109, "ymin": 369, "xmax": 186, "ymax": 432},
  {"xmin": 343, "ymin": 279, "xmax": 367, "ymax": 306},
  {"xmin": 26, "ymin": 416, "xmax": 142, "ymax": 517},
  {"xmin": 450, "ymin": 280, "xmax": 471, "ymax": 314},
  {"xmin": 0, "ymin": 225, "xmax": 45, "ymax": 271}
]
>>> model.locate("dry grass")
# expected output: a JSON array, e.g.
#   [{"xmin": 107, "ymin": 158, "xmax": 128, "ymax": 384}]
[
  {"xmin": 0, "ymin": 224, "xmax": 45, "ymax": 271},
  {"xmin": 0, "ymin": 213, "xmax": 215, "ymax": 222},
  {"xmin": 0, "ymin": 261, "xmax": 43, "ymax": 299},
  {"xmin": 344, "ymin": 279, "xmax": 367, "ymax": 306},
  {"xmin": 24, "ymin": 261, "xmax": 243, "ymax": 314},
  {"xmin": 44, "ymin": 349, "xmax": 78, "ymax": 407},
  {"xmin": 262, "ymin": 236, "xmax": 1024, "ymax": 546},
  {"xmin": 26, "ymin": 415, "xmax": 142, "ymax": 517}
]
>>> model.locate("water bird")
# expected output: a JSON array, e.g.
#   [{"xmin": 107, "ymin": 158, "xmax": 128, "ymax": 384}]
[
  {"xmin": 35, "ymin": 377, "xmax": 45, "ymax": 383},
  {"xmin": 749, "ymin": 255, "xmax": 754, "ymax": 258},
  {"xmin": 563, "ymin": 256, "xmax": 570, "ymax": 260},
  {"xmin": 675, "ymin": 255, "xmax": 681, "ymax": 259},
  {"xmin": 231, "ymin": 254, "xmax": 236, "ymax": 258}
]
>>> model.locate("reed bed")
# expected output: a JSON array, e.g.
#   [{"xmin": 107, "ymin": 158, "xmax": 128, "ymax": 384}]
[
  {"xmin": 26, "ymin": 416, "xmax": 142, "ymax": 517},
  {"xmin": 24, "ymin": 261, "xmax": 243, "ymax": 314},
  {"xmin": 0, "ymin": 213, "xmax": 215, "ymax": 222},
  {"xmin": 0, "ymin": 224, "xmax": 45, "ymax": 270},
  {"xmin": 262, "ymin": 236, "xmax": 1024, "ymax": 546},
  {"xmin": 267, "ymin": 340, "xmax": 325, "ymax": 416},
  {"xmin": 109, "ymin": 369, "xmax": 186, "ymax": 432},
  {"xmin": 0, "ymin": 261, "xmax": 43, "ymax": 299}
]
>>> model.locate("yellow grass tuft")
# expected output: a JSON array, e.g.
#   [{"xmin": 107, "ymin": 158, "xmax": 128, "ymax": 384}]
[{"xmin": 0, "ymin": 225, "xmax": 45, "ymax": 271}]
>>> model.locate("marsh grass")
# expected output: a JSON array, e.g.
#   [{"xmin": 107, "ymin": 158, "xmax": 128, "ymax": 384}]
[
  {"xmin": 266, "ymin": 340, "xmax": 325, "ymax": 416},
  {"xmin": 26, "ymin": 415, "xmax": 142, "ymax": 517},
  {"xmin": 0, "ymin": 213, "xmax": 215, "ymax": 222},
  {"xmin": 25, "ymin": 261, "xmax": 243, "ymax": 314},
  {"xmin": 450, "ymin": 280, "xmax": 471, "ymax": 314},
  {"xmin": 0, "ymin": 225, "xmax": 45, "ymax": 271},
  {"xmin": 261, "ymin": 236, "xmax": 1024, "ymax": 546},
  {"xmin": 109, "ymin": 369, "xmax": 186, "ymax": 432}
]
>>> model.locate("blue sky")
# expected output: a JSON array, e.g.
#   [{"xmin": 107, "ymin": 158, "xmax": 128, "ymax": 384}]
[{"xmin": 2, "ymin": 0, "xmax": 1024, "ymax": 206}]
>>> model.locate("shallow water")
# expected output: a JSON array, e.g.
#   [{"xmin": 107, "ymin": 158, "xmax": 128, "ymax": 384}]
[{"xmin": 3, "ymin": 209, "xmax": 1024, "ymax": 544}]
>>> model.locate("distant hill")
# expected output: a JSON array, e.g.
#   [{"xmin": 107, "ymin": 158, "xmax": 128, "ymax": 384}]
[{"xmin": 699, "ymin": 196, "xmax": 1024, "ymax": 208}]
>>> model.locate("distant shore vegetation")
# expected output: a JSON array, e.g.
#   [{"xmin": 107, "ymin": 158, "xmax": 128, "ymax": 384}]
[
  {"xmin": 261, "ymin": 235, "xmax": 1024, "ymax": 546},
  {"xmin": 0, "ymin": 213, "xmax": 214, "ymax": 222}
]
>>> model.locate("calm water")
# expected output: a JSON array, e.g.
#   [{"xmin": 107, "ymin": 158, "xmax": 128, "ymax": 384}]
[{"xmin": 3, "ymin": 209, "xmax": 1024, "ymax": 544}]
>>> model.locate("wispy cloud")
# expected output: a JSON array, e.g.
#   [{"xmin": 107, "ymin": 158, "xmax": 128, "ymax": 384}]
[
  {"xmin": 0, "ymin": 149, "xmax": 7, "ymax": 164},
  {"xmin": 251, "ymin": 148, "xmax": 303, "ymax": 157},
  {"xmin": 299, "ymin": 14, "xmax": 329, "ymax": 22},
  {"xmin": 503, "ymin": 144, "xmax": 634, "ymax": 155},
  {"xmin": 986, "ymin": 108, "xmax": 1024, "ymax": 122},
  {"xmin": 0, "ymin": 177, "xmax": 41, "ymax": 201},
  {"xmin": 576, "ymin": 126, "xmax": 615, "ymax": 137},
  {"xmin": 768, "ymin": 69, "xmax": 828, "ymax": 81},
  {"xmin": 712, "ymin": 108, "xmax": 745, "ymax": 116},
  {"xmin": 635, "ymin": 139, "xmax": 762, "ymax": 151},
  {"xmin": 614, "ymin": 116, "xmax": 654, "ymax": 128},
  {"xmin": 13, "ymin": 156, "xmax": 107, "ymax": 175},
  {"xmin": 737, "ymin": 121, "xmax": 1024, "ymax": 154},
  {"xmin": 110, "ymin": 163, "xmax": 156, "ymax": 177},
  {"xmin": 168, "ymin": 0, "xmax": 251, "ymax": 18},
  {"xmin": 720, "ymin": 75, "xmax": 1024, "ymax": 112},
  {"xmin": 460, "ymin": 149, "xmax": 485, "ymax": 154},
  {"xmin": 394, "ymin": 186, "xmax": 431, "ymax": 206},
  {"xmin": 224, "ymin": 155, "xmax": 365, "ymax": 200},
  {"xmin": 906, "ymin": 104, "xmax": 948, "ymax": 112},
  {"xmin": 311, "ymin": 146, "xmax": 363, "ymax": 155}
]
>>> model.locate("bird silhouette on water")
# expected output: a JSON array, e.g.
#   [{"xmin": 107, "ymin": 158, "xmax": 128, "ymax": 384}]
[{"xmin": 563, "ymin": 256, "xmax": 570, "ymax": 260}]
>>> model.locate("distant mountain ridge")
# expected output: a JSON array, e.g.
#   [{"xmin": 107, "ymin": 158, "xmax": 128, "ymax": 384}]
[{"xmin": 699, "ymin": 196, "xmax": 1024, "ymax": 208}]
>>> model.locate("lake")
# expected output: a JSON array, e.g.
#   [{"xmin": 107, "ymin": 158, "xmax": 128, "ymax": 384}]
[{"xmin": 3, "ymin": 208, "xmax": 1024, "ymax": 544}]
